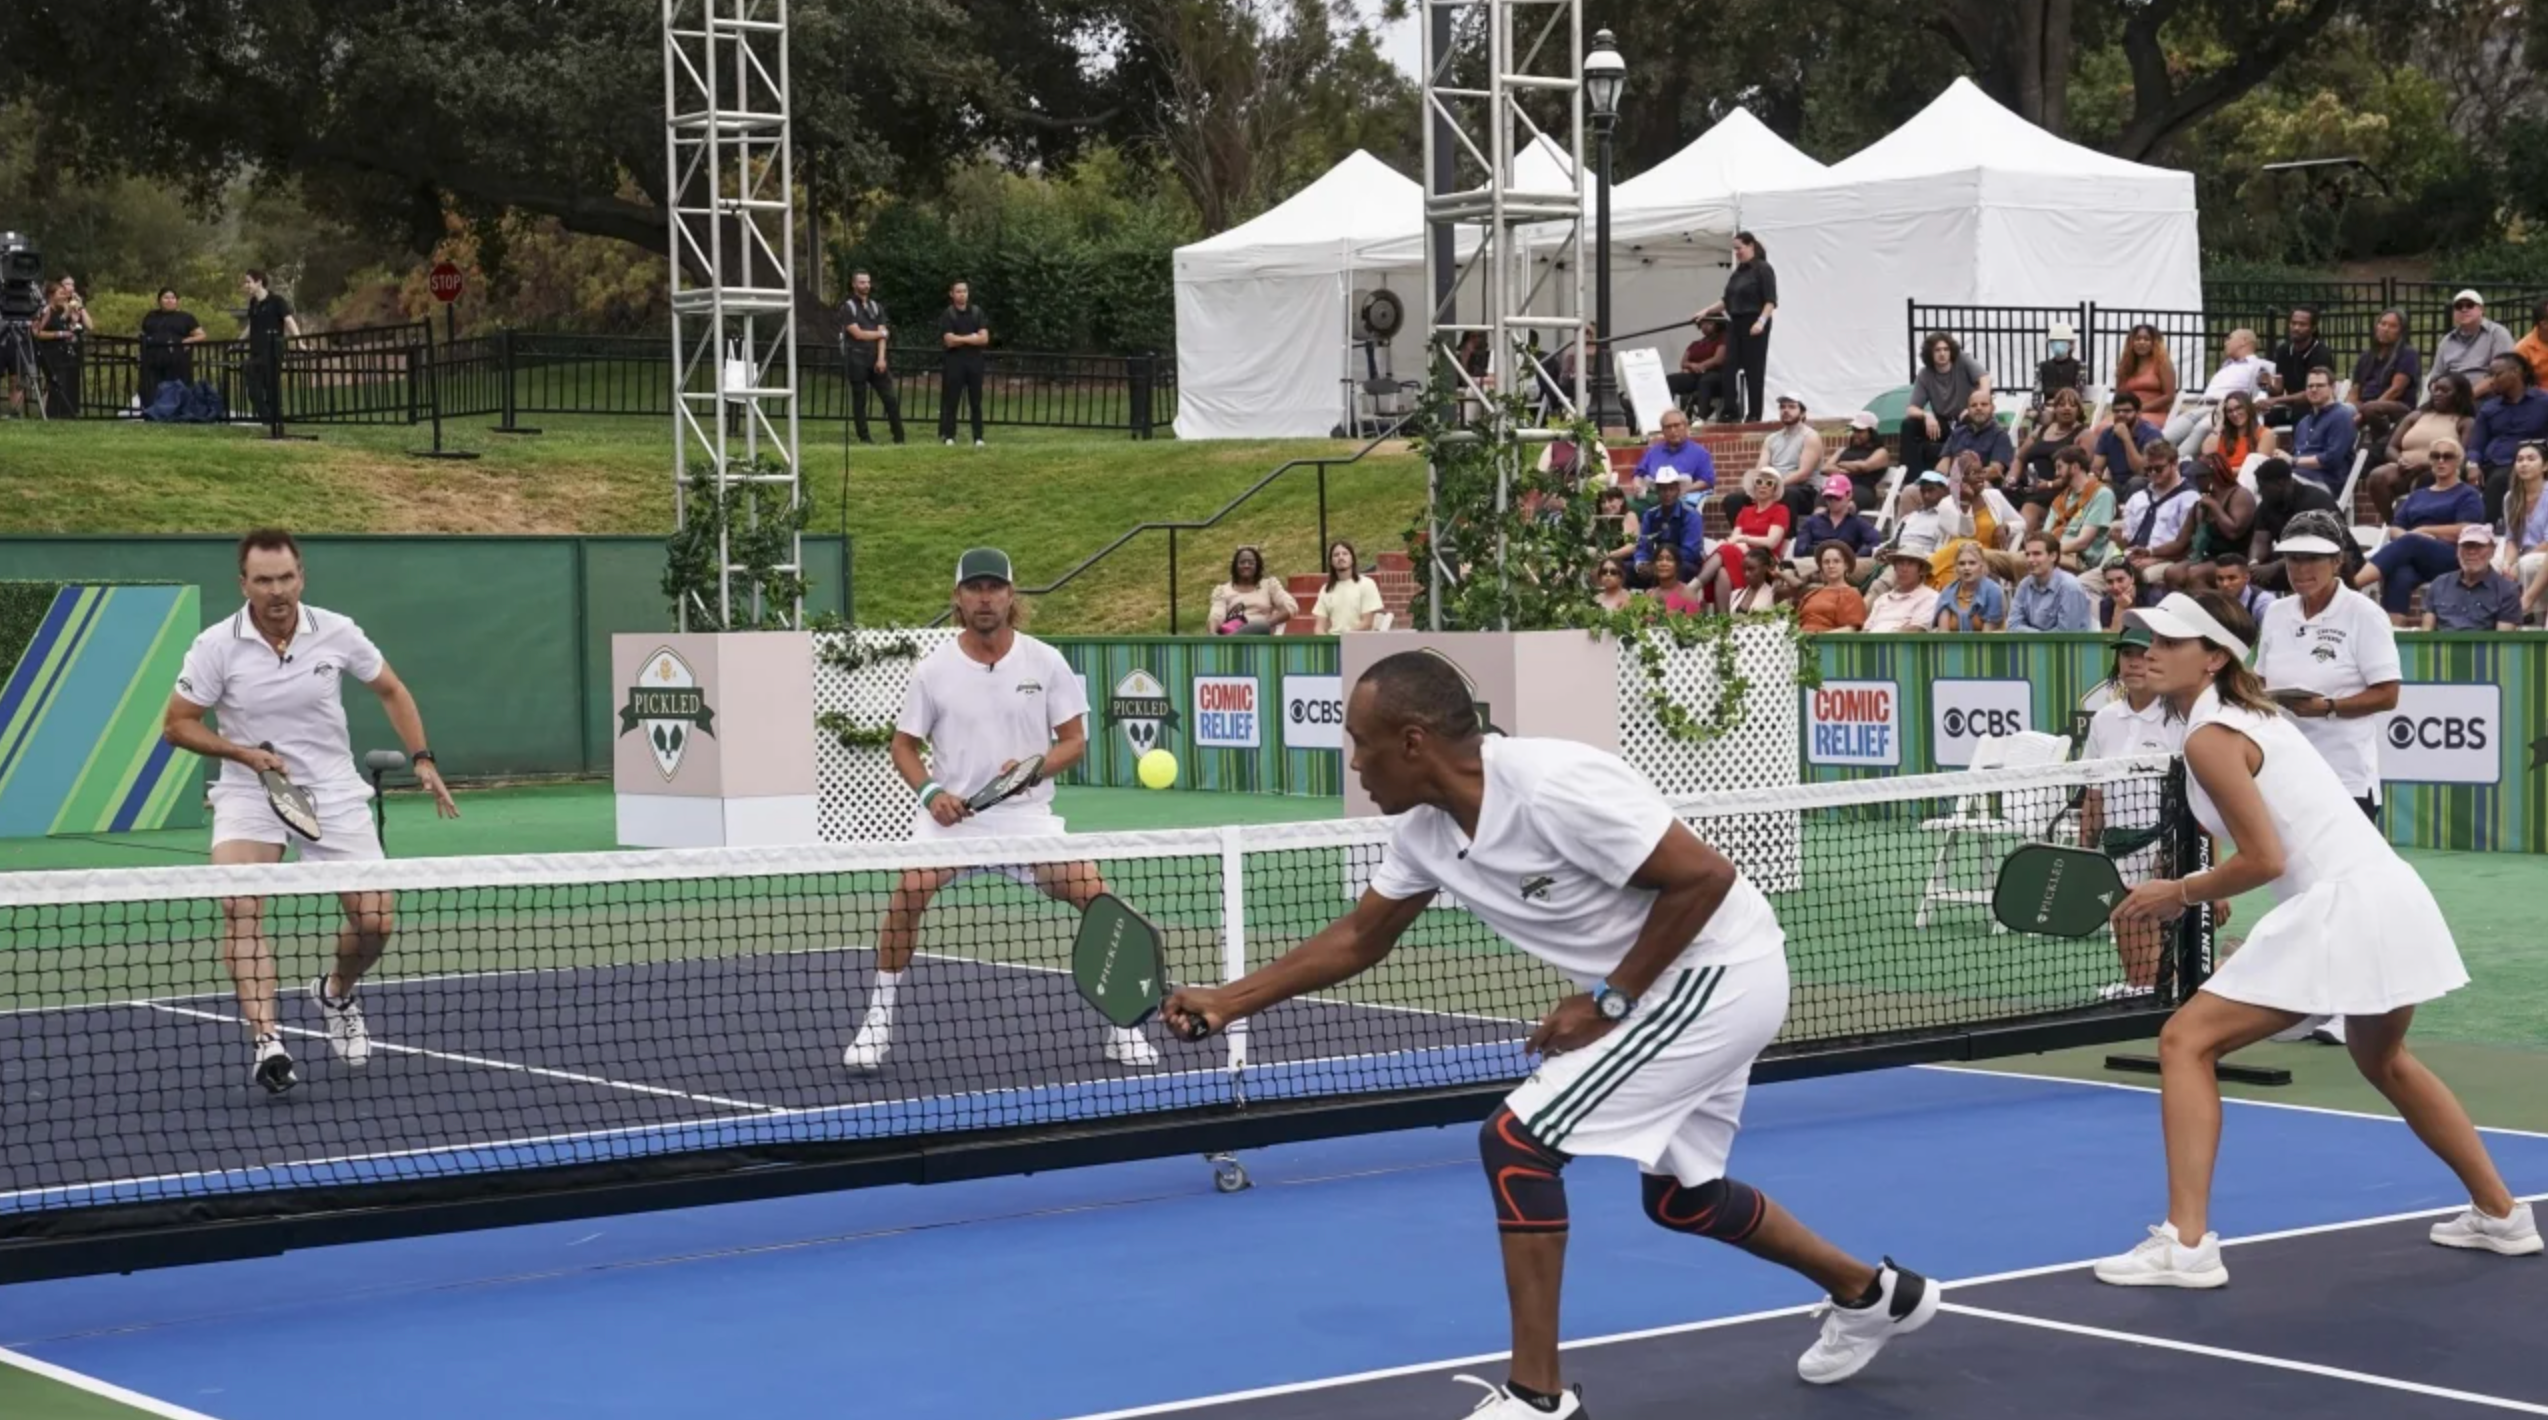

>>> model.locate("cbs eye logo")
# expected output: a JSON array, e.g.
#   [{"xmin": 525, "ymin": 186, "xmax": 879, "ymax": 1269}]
[
  {"xmin": 1943, "ymin": 707, "xmax": 2026, "ymax": 738},
  {"xmin": 2387, "ymin": 715, "xmax": 2488, "ymax": 751}
]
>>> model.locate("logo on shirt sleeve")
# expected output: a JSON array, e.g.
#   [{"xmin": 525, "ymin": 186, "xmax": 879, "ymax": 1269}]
[{"xmin": 618, "ymin": 647, "xmax": 718, "ymax": 780}]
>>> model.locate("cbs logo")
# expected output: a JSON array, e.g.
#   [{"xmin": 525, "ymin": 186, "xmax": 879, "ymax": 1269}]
[
  {"xmin": 2386, "ymin": 715, "xmax": 2488, "ymax": 751},
  {"xmin": 1942, "ymin": 707, "xmax": 2026, "ymax": 739},
  {"xmin": 1290, "ymin": 697, "xmax": 1344, "ymax": 726}
]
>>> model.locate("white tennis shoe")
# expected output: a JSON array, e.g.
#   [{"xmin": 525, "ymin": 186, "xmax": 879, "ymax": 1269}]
[
  {"xmin": 1797, "ymin": 1259, "xmax": 1939, "ymax": 1384},
  {"xmin": 253, "ymin": 1033, "xmax": 298, "ymax": 1095},
  {"xmin": 1106, "ymin": 1026, "xmax": 1161, "ymax": 1068},
  {"xmin": 310, "ymin": 977, "xmax": 372, "ymax": 1067},
  {"xmin": 2094, "ymin": 1222, "xmax": 2228, "ymax": 1287},
  {"xmin": 842, "ymin": 1015, "xmax": 891, "ymax": 1071},
  {"xmin": 2429, "ymin": 1201, "xmax": 2542, "ymax": 1256},
  {"xmin": 1449, "ymin": 1375, "xmax": 1583, "ymax": 1417}
]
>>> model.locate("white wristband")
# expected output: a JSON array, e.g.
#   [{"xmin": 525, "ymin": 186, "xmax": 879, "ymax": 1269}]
[{"xmin": 918, "ymin": 780, "xmax": 943, "ymax": 806}]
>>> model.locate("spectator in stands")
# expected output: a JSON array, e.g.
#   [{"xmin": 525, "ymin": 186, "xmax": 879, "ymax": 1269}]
[
  {"xmin": 1725, "ymin": 393, "xmax": 1823, "ymax": 519},
  {"xmin": 1632, "ymin": 468, "xmax": 1705, "ymax": 589},
  {"xmin": 1703, "ymin": 468, "xmax": 1794, "ymax": 611},
  {"xmin": 2247, "ymin": 456, "xmax": 2351, "ymax": 593},
  {"xmin": 2195, "ymin": 389, "xmax": 2276, "ymax": 482},
  {"xmin": 2185, "ymin": 458, "xmax": 2258, "ymax": 576},
  {"xmin": 840, "ymin": 270, "xmax": 905, "ymax": 445},
  {"xmin": 1593, "ymin": 484, "xmax": 1640, "ymax": 567},
  {"xmin": 1666, "ymin": 316, "xmax": 1729, "ymax": 420},
  {"xmin": 2516, "ymin": 299, "xmax": 2548, "ymax": 389},
  {"xmin": 1728, "ymin": 547, "xmax": 1785, "ymax": 613},
  {"xmin": 137, "ymin": 288, "xmax": 208, "ymax": 397},
  {"xmin": 2049, "ymin": 445, "xmax": 2117, "ymax": 570},
  {"xmin": 2107, "ymin": 323, "xmax": 2178, "ymax": 431},
  {"xmin": 2037, "ymin": 321, "xmax": 2084, "ymax": 403},
  {"xmin": 2091, "ymin": 391, "xmax": 2165, "ymax": 491},
  {"xmin": 1799, "ymin": 475, "xmax": 1879, "ymax": 563},
  {"xmin": 1312, "ymin": 540, "xmax": 1384, "ymax": 633},
  {"xmin": 2423, "ymin": 526, "xmax": 2524, "ymax": 631},
  {"xmin": 1634, "ymin": 408, "xmax": 1715, "ymax": 490},
  {"xmin": 938, "ymin": 279, "xmax": 991, "ymax": 446},
  {"xmin": 2009, "ymin": 529, "xmax": 2094, "ymax": 631},
  {"xmin": 2017, "ymin": 386, "xmax": 2090, "ymax": 530},
  {"xmin": 1902, "ymin": 333, "xmax": 1987, "ymax": 477},
  {"xmin": 2093, "ymin": 558, "xmax": 2141, "ymax": 629},
  {"xmin": 1691, "ymin": 231, "xmax": 1777, "ymax": 421},
  {"xmin": 2258, "ymin": 306, "xmax": 2334, "ymax": 429},
  {"xmin": 2500, "ymin": 442, "xmax": 2548, "ymax": 617},
  {"xmin": 1593, "ymin": 557, "xmax": 1636, "ymax": 613},
  {"xmin": 2364, "ymin": 372, "xmax": 2479, "ymax": 523},
  {"xmin": 2468, "ymin": 352, "xmax": 2548, "ymax": 523},
  {"xmin": 2432, "ymin": 289, "xmax": 2515, "ymax": 386},
  {"xmin": 1823, "ymin": 412, "xmax": 1891, "ymax": 511},
  {"xmin": 1795, "ymin": 543, "xmax": 1868, "ymax": 632},
  {"xmin": 1644, "ymin": 545, "xmax": 1709, "ymax": 617},
  {"xmin": 2287, "ymin": 368, "xmax": 2357, "ymax": 494},
  {"xmin": 1932, "ymin": 543, "xmax": 2006, "ymax": 632},
  {"xmin": 2163, "ymin": 327, "xmax": 2271, "ymax": 455},
  {"xmin": 2115, "ymin": 450, "xmax": 2199, "ymax": 592},
  {"xmin": 240, "ymin": 269, "xmax": 299, "ymax": 428},
  {"xmin": 2349, "ymin": 308, "xmax": 2421, "ymax": 442},
  {"xmin": 1945, "ymin": 450, "xmax": 2025, "ymax": 582},
  {"xmin": 2358, "ymin": 438, "xmax": 2485, "ymax": 625},
  {"xmin": 1940, "ymin": 388, "xmax": 2014, "ymax": 481},
  {"xmin": 1863, "ymin": 550, "xmax": 1941, "ymax": 633},
  {"xmin": 1888, "ymin": 468, "xmax": 1962, "ymax": 556},
  {"xmin": 2206, "ymin": 552, "xmax": 2275, "ymax": 623},
  {"xmin": 1208, "ymin": 546, "xmax": 1298, "ymax": 635}
]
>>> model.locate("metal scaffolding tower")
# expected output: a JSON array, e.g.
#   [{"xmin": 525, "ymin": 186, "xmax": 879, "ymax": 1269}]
[
  {"xmin": 1419, "ymin": 0, "xmax": 1590, "ymax": 628},
  {"xmin": 663, "ymin": 0, "xmax": 804, "ymax": 630}
]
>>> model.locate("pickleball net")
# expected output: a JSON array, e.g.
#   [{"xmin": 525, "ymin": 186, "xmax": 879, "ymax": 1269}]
[{"xmin": 0, "ymin": 753, "xmax": 2203, "ymax": 1272}]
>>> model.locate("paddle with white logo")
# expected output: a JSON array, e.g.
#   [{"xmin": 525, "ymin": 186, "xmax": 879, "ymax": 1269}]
[
  {"xmin": 255, "ymin": 742, "xmax": 324, "ymax": 843},
  {"xmin": 1071, "ymin": 893, "xmax": 1207, "ymax": 1040},
  {"xmin": 966, "ymin": 753, "xmax": 1047, "ymax": 813},
  {"xmin": 1990, "ymin": 842, "xmax": 2128, "ymax": 938}
]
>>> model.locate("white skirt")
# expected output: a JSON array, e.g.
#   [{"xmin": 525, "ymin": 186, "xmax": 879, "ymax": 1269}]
[{"xmin": 2201, "ymin": 863, "xmax": 2468, "ymax": 1016}]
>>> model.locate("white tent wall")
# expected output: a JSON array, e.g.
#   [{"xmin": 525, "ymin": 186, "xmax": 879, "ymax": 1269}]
[{"xmin": 1746, "ymin": 175, "xmax": 1986, "ymax": 417}]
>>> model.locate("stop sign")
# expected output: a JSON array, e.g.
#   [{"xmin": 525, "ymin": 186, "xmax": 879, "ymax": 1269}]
[{"xmin": 428, "ymin": 262, "xmax": 464, "ymax": 303}]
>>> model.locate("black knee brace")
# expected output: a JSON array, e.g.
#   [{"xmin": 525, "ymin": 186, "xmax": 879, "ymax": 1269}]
[
  {"xmin": 1480, "ymin": 1106, "xmax": 1571, "ymax": 1232},
  {"xmin": 1642, "ymin": 1174, "xmax": 1767, "ymax": 1243}
]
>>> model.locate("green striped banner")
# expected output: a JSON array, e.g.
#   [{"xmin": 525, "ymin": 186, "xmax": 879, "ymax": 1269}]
[{"xmin": 1049, "ymin": 637, "xmax": 1343, "ymax": 797}]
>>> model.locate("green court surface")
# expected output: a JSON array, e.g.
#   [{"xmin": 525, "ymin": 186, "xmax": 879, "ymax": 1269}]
[{"xmin": 0, "ymin": 1348, "xmax": 204, "ymax": 1419}]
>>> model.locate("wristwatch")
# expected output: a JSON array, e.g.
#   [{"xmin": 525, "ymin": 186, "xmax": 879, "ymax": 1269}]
[
  {"xmin": 1593, "ymin": 980, "xmax": 1636, "ymax": 1021},
  {"xmin": 410, "ymin": 749, "xmax": 437, "ymax": 766}
]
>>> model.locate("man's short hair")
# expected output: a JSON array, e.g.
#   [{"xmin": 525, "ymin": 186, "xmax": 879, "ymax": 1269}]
[
  {"xmin": 2494, "ymin": 352, "xmax": 2535, "ymax": 389},
  {"xmin": 2021, "ymin": 530, "xmax": 2058, "ymax": 555},
  {"xmin": 2212, "ymin": 551, "xmax": 2249, "ymax": 569},
  {"xmin": 244, "ymin": 269, "xmax": 269, "ymax": 288},
  {"xmin": 2110, "ymin": 391, "xmax": 2141, "ymax": 413},
  {"xmin": 1358, "ymin": 651, "xmax": 1481, "ymax": 742},
  {"xmin": 2054, "ymin": 444, "xmax": 2090, "ymax": 470},
  {"xmin": 237, "ymin": 528, "xmax": 301, "ymax": 572}
]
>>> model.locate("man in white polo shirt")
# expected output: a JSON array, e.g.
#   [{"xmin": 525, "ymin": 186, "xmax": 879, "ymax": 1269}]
[
  {"xmin": 1163, "ymin": 651, "xmax": 1935, "ymax": 1417},
  {"xmin": 840, "ymin": 547, "xmax": 1161, "ymax": 1071},
  {"xmin": 161, "ymin": 529, "xmax": 458, "ymax": 1094}
]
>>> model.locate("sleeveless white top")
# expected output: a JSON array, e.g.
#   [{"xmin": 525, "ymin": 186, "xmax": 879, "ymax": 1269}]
[{"xmin": 2183, "ymin": 688, "xmax": 2465, "ymax": 1015}]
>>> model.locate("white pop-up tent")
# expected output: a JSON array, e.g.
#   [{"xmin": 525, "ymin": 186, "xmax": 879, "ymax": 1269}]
[
  {"xmin": 1740, "ymin": 78, "xmax": 2202, "ymax": 415},
  {"xmin": 1171, "ymin": 151, "xmax": 1427, "ymax": 440}
]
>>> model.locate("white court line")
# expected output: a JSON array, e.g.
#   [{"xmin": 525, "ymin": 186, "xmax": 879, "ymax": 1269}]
[
  {"xmin": 0, "ymin": 1344, "xmax": 226, "ymax": 1420},
  {"xmin": 1918, "ymin": 1062, "xmax": 2548, "ymax": 1141},
  {"xmin": 1942, "ymin": 1303, "xmax": 2548, "ymax": 1413},
  {"xmin": 1049, "ymin": 1189, "xmax": 2548, "ymax": 1420},
  {"xmin": 140, "ymin": 1003, "xmax": 783, "ymax": 1114}
]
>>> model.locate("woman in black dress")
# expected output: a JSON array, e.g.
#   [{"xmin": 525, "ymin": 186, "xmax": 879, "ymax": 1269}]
[{"xmin": 1693, "ymin": 230, "xmax": 1777, "ymax": 422}]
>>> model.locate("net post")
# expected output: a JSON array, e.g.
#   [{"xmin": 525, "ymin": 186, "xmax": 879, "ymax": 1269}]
[
  {"xmin": 1219, "ymin": 824, "xmax": 1249, "ymax": 1088},
  {"xmin": 2161, "ymin": 755, "xmax": 2213, "ymax": 1002}
]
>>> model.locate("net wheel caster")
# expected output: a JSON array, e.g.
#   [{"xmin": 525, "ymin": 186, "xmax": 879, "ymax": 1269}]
[{"xmin": 1206, "ymin": 1152, "xmax": 1251, "ymax": 1193}]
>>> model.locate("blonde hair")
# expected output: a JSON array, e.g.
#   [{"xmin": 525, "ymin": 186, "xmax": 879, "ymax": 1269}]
[{"xmin": 949, "ymin": 585, "xmax": 1034, "ymax": 629}]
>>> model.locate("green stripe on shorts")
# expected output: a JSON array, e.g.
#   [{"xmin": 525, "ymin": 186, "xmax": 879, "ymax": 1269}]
[{"xmin": 1530, "ymin": 966, "xmax": 1721, "ymax": 1149}]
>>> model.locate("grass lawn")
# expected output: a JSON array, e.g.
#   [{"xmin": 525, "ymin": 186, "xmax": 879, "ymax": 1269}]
[{"xmin": 0, "ymin": 415, "xmax": 1426, "ymax": 633}]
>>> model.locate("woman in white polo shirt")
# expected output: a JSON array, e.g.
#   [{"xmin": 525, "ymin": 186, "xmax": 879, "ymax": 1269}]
[
  {"xmin": 2078, "ymin": 620, "xmax": 2187, "ymax": 1000},
  {"xmin": 2252, "ymin": 508, "xmax": 2402, "ymax": 1047}
]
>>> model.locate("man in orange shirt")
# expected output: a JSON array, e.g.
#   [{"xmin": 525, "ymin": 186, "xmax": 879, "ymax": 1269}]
[{"xmin": 2514, "ymin": 297, "xmax": 2548, "ymax": 389}]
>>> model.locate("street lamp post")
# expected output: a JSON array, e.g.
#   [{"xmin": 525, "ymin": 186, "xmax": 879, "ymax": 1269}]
[{"xmin": 1584, "ymin": 30, "xmax": 1626, "ymax": 430}]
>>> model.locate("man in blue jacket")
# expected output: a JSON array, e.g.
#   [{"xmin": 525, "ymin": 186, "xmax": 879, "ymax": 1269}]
[
  {"xmin": 2469, "ymin": 353, "xmax": 2548, "ymax": 523},
  {"xmin": 1634, "ymin": 469, "xmax": 1706, "ymax": 588}
]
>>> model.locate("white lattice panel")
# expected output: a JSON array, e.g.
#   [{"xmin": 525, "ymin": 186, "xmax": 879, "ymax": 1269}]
[
  {"xmin": 1617, "ymin": 624, "xmax": 1803, "ymax": 891},
  {"xmin": 815, "ymin": 628, "xmax": 958, "ymax": 843}
]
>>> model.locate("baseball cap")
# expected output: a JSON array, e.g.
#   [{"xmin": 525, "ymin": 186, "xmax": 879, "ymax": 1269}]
[
  {"xmin": 1820, "ymin": 474, "xmax": 1853, "ymax": 500},
  {"xmin": 2458, "ymin": 523, "xmax": 2498, "ymax": 545},
  {"xmin": 2114, "ymin": 619, "xmax": 2155, "ymax": 652},
  {"xmin": 2454, "ymin": 289, "xmax": 2485, "ymax": 307},
  {"xmin": 1849, "ymin": 411, "xmax": 1878, "ymax": 431},
  {"xmin": 1916, "ymin": 469, "xmax": 1951, "ymax": 486},
  {"xmin": 1776, "ymin": 392, "xmax": 1805, "ymax": 409},
  {"xmin": 1652, "ymin": 468, "xmax": 1688, "ymax": 486},
  {"xmin": 955, "ymin": 547, "xmax": 1014, "ymax": 585}
]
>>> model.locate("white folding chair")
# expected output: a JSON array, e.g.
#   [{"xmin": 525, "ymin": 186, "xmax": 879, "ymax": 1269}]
[
  {"xmin": 2331, "ymin": 447, "xmax": 2381, "ymax": 552},
  {"xmin": 1914, "ymin": 730, "xmax": 2072, "ymax": 934}
]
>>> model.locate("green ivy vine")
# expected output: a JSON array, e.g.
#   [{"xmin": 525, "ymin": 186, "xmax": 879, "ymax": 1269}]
[
  {"xmin": 813, "ymin": 629, "xmax": 924, "ymax": 751},
  {"xmin": 663, "ymin": 455, "xmax": 811, "ymax": 631},
  {"xmin": 1403, "ymin": 369, "xmax": 1820, "ymax": 747}
]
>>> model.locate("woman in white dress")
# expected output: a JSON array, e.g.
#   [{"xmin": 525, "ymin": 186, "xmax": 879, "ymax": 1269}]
[{"xmin": 2096, "ymin": 591, "xmax": 2539, "ymax": 1287}]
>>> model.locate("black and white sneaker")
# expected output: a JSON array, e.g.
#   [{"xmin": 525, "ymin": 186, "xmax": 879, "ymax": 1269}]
[
  {"xmin": 254, "ymin": 1034, "xmax": 299, "ymax": 1095},
  {"xmin": 1797, "ymin": 1259, "xmax": 1938, "ymax": 1384}
]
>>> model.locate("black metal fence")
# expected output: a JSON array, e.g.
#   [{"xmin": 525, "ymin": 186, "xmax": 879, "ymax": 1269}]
[{"xmin": 50, "ymin": 324, "xmax": 1178, "ymax": 438}]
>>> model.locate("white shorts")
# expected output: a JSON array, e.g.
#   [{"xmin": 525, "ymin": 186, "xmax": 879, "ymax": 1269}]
[
  {"xmin": 1506, "ymin": 949, "xmax": 1789, "ymax": 1185},
  {"xmin": 910, "ymin": 801, "xmax": 1068, "ymax": 887},
  {"xmin": 210, "ymin": 787, "xmax": 383, "ymax": 863}
]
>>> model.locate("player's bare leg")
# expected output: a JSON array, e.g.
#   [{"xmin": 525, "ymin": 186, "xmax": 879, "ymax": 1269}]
[
  {"xmin": 211, "ymin": 839, "xmax": 293, "ymax": 1092},
  {"xmin": 2344, "ymin": 1009, "xmax": 2525, "ymax": 1231},
  {"xmin": 1498, "ymin": 1230, "xmax": 1568, "ymax": 1397},
  {"xmin": 846, "ymin": 867, "xmax": 957, "ymax": 1070},
  {"xmin": 1032, "ymin": 860, "xmax": 1160, "ymax": 1067},
  {"xmin": 310, "ymin": 889, "xmax": 393, "ymax": 1069}
]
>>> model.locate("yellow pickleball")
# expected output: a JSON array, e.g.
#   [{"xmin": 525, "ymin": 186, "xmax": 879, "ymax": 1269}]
[{"xmin": 1137, "ymin": 749, "xmax": 1178, "ymax": 789}]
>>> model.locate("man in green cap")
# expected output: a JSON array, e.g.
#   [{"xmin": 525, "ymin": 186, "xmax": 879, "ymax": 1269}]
[
  {"xmin": 842, "ymin": 547, "xmax": 1163, "ymax": 1070},
  {"xmin": 2077, "ymin": 614, "xmax": 2186, "ymax": 1000}
]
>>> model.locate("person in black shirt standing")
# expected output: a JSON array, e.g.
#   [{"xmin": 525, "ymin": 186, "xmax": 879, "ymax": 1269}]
[
  {"xmin": 34, "ymin": 277, "xmax": 94, "ymax": 418},
  {"xmin": 1691, "ymin": 231, "xmax": 1778, "ymax": 422},
  {"xmin": 139, "ymin": 288, "xmax": 208, "ymax": 397},
  {"xmin": 241, "ymin": 270, "xmax": 299, "ymax": 428},
  {"xmin": 841, "ymin": 270, "xmax": 904, "ymax": 444},
  {"xmin": 938, "ymin": 279, "xmax": 990, "ymax": 446}
]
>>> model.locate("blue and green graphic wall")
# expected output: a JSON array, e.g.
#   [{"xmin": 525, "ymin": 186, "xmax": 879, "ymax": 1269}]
[
  {"xmin": 1803, "ymin": 633, "xmax": 2548, "ymax": 855},
  {"xmin": 1048, "ymin": 637, "xmax": 1344, "ymax": 796},
  {"xmin": 0, "ymin": 582, "xmax": 205, "ymax": 837}
]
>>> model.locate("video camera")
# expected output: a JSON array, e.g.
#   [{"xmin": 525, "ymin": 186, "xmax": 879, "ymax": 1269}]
[{"xmin": 0, "ymin": 232, "xmax": 43, "ymax": 322}]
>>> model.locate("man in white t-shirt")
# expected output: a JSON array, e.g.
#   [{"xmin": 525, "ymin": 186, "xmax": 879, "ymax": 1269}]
[
  {"xmin": 2078, "ymin": 620, "xmax": 2188, "ymax": 1000},
  {"xmin": 161, "ymin": 529, "xmax": 459, "ymax": 1094},
  {"xmin": 2115, "ymin": 458, "xmax": 2199, "ymax": 588},
  {"xmin": 841, "ymin": 548, "xmax": 1160, "ymax": 1071},
  {"xmin": 1163, "ymin": 652, "xmax": 1935, "ymax": 1418}
]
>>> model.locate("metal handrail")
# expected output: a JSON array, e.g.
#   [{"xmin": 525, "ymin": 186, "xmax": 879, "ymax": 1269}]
[{"xmin": 923, "ymin": 418, "xmax": 1414, "ymax": 630}]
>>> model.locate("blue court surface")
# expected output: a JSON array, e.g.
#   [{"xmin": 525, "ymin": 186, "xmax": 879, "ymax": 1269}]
[{"xmin": 2, "ymin": 1062, "xmax": 2543, "ymax": 1419}]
